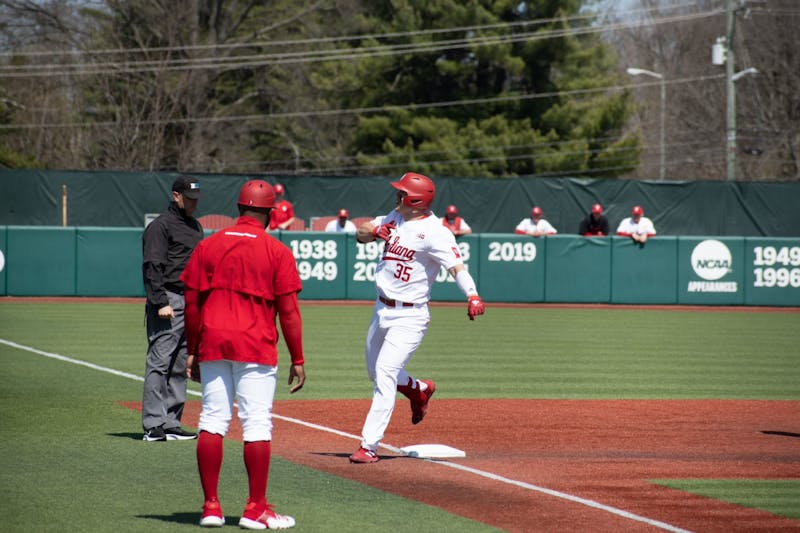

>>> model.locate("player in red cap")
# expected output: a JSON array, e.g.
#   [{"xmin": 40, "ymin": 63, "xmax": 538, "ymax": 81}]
[
  {"xmin": 268, "ymin": 183, "xmax": 297, "ymax": 231},
  {"xmin": 441, "ymin": 204, "xmax": 472, "ymax": 236},
  {"xmin": 349, "ymin": 172, "xmax": 485, "ymax": 464},
  {"xmin": 514, "ymin": 206, "xmax": 557, "ymax": 237},
  {"xmin": 616, "ymin": 205, "xmax": 656, "ymax": 244},
  {"xmin": 182, "ymin": 179, "xmax": 305, "ymax": 529},
  {"xmin": 579, "ymin": 203, "xmax": 610, "ymax": 236},
  {"xmin": 325, "ymin": 208, "xmax": 357, "ymax": 233}
]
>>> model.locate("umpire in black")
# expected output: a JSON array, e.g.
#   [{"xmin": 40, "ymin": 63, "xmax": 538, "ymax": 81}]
[{"xmin": 141, "ymin": 176, "xmax": 204, "ymax": 442}]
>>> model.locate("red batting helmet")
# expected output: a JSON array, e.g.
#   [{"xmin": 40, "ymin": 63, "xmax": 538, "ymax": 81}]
[
  {"xmin": 338, "ymin": 208, "xmax": 349, "ymax": 218},
  {"xmin": 632, "ymin": 205, "xmax": 644, "ymax": 216},
  {"xmin": 274, "ymin": 183, "xmax": 285, "ymax": 196},
  {"xmin": 391, "ymin": 172, "xmax": 435, "ymax": 210},
  {"xmin": 446, "ymin": 205, "xmax": 458, "ymax": 216},
  {"xmin": 591, "ymin": 203, "xmax": 603, "ymax": 214},
  {"xmin": 238, "ymin": 180, "xmax": 275, "ymax": 208},
  {"xmin": 531, "ymin": 206, "xmax": 543, "ymax": 218}
]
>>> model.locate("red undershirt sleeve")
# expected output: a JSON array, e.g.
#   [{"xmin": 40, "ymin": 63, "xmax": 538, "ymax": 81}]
[{"xmin": 276, "ymin": 291, "xmax": 304, "ymax": 366}]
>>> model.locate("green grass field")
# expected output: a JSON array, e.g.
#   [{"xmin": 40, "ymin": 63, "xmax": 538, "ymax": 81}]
[{"xmin": 1, "ymin": 300, "xmax": 798, "ymax": 531}]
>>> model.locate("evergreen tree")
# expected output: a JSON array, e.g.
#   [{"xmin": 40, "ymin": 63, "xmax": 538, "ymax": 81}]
[{"xmin": 314, "ymin": 0, "xmax": 639, "ymax": 177}]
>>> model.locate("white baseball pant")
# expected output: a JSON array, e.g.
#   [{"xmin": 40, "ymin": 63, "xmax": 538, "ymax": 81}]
[
  {"xmin": 198, "ymin": 360, "xmax": 277, "ymax": 442},
  {"xmin": 360, "ymin": 302, "xmax": 430, "ymax": 451}
]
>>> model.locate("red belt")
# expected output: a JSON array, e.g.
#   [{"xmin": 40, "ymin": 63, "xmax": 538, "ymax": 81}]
[{"xmin": 379, "ymin": 295, "xmax": 414, "ymax": 307}]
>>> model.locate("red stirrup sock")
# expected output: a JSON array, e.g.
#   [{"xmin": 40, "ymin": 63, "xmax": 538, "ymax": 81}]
[
  {"xmin": 197, "ymin": 431, "xmax": 224, "ymax": 501},
  {"xmin": 398, "ymin": 376, "xmax": 428, "ymax": 397},
  {"xmin": 244, "ymin": 440, "xmax": 272, "ymax": 504}
]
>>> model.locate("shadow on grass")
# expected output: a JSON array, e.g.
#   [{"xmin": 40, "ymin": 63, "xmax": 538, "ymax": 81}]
[
  {"xmin": 762, "ymin": 430, "xmax": 800, "ymax": 438},
  {"xmin": 107, "ymin": 432, "xmax": 145, "ymax": 440},
  {"xmin": 136, "ymin": 511, "xmax": 202, "ymax": 525}
]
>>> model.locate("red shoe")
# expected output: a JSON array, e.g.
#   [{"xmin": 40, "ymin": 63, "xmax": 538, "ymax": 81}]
[
  {"xmin": 200, "ymin": 498, "xmax": 224, "ymax": 527},
  {"xmin": 239, "ymin": 500, "xmax": 295, "ymax": 530},
  {"xmin": 349, "ymin": 447, "xmax": 379, "ymax": 464},
  {"xmin": 410, "ymin": 380, "xmax": 436, "ymax": 425}
]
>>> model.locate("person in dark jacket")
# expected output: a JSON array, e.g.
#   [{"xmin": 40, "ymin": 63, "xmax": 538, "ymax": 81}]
[
  {"xmin": 140, "ymin": 175, "xmax": 204, "ymax": 442},
  {"xmin": 578, "ymin": 203, "xmax": 610, "ymax": 236}
]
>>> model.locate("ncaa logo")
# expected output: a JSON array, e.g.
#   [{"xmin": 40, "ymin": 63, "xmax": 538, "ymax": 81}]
[{"xmin": 691, "ymin": 240, "xmax": 732, "ymax": 280}]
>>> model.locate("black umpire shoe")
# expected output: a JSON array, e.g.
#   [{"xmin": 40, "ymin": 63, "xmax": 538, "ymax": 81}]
[
  {"xmin": 163, "ymin": 427, "xmax": 198, "ymax": 441},
  {"xmin": 142, "ymin": 426, "xmax": 167, "ymax": 442}
]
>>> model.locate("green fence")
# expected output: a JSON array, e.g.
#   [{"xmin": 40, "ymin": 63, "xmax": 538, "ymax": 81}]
[
  {"xmin": 1, "ymin": 226, "xmax": 799, "ymax": 306},
  {"xmin": 4, "ymin": 170, "xmax": 800, "ymax": 237}
]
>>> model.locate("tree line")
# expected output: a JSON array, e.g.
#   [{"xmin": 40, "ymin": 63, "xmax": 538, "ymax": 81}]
[{"xmin": 0, "ymin": 0, "xmax": 796, "ymax": 181}]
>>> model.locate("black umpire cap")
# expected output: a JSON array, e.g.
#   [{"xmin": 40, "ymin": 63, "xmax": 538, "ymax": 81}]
[{"xmin": 172, "ymin": 175, "xmax": 201, "ymax": 199}]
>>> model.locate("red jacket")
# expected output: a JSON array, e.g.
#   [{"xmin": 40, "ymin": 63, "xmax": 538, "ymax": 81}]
[
  {"xmin": 269, "ymin": 200, "xmax": 295, "ymax": 230},
  {"xmin": 442, "ymin": 216, "xmax": 464, "ymax": 234},
  {"xmin": 181, "ymin": 216, "xmax": 303, "ymax": 366}
]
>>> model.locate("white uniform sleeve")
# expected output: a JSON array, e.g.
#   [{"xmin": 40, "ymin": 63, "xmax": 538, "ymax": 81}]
[
  {"xmin": 616, "ymin": 218, "xmax": 633, "ymax": 234},
  {"xmin": 539, "ymin": 219, "xmax": 557, "ymax": 234},
  {"xmin": 641, "ymin": 217, "xmax": 656, "ymax": 235},
  {"xmin": 427, "ymin": 224, "xmax": 463, "ymax": 271},
  {"xmin": 515, "ymin": 219, "xmax": 531, "ymax": 232},
  {"xmin": 460, "ymin": 219, "xmax": 472, "ymax": 231}
]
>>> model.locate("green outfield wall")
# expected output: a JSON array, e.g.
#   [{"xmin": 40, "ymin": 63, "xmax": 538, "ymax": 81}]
[
  {"xmin": 1, "ymin": 227, "xmax": 798, "ymax": 306},
  {"xmin": 3, "ymin": 169, "xmax": 800, "ymax": 237}
]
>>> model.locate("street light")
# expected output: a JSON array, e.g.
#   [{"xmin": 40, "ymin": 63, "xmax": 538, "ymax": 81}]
[
  {"xmin": 627, "ymin": 67, "xmax": 666, "ymax": 180},
  {"xmin": 731, "ymin": 67, "xmax": 758, "ymax": 82},
  {"xmin": 725, "ymin": 66, "xmax": 758, "ymax": 181}
]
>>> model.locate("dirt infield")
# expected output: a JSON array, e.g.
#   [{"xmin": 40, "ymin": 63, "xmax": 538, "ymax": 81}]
[{"xmin": 126, "ymin": 399, "xmax": 800, "ymax": 532}]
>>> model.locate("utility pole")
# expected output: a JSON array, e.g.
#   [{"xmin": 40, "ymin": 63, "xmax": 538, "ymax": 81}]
[{"xmin": 725, "ymin": 0, "xmax": 736, "ymax": 181}]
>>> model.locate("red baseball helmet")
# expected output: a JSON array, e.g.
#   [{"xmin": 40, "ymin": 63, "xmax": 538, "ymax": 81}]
[
  {"xmin": 592, "ymin": 203, "xmax": 603, "ymax": 214},
  {"xmin": 391, "ymin": 172, "xmax": 435, "ymax": 210},
  {"xmin": 446, "ymin": 205, "xmax": 458, "ymax": 216},
  {"xmin": 632, "ymin": 205, "xmax": 644, "ymax": 216},
  {"xmin": 531, "ymin": 206, "xmax": 543, "ymax": 218},
  {"xmin": 338, "ymin": 208, "xmax": 349, "ymax": 218},
  {"xmin": 274, "ymin": 183, "xmax": 285, "ymax": 196},
  {"xmin": 238, "ymin": 180, "xmax": 275, "ymax": 208}
]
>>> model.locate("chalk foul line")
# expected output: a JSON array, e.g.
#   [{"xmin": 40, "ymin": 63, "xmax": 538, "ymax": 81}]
[{"xmin": 0, "ymin": 338, "xmax": 694, "ymax": 533}]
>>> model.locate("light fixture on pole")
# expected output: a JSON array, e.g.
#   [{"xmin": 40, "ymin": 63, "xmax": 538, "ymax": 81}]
[
  {"xmin": 715, "ymin": 0, "xmax": 759, "ymax": 182},
  {"xmin": 626, "ymin": 67, "xmax": 665, "ymax": 180},
  {"xmin": 731, "ymin": 67, "xmax": 758, "ymax": 82}
]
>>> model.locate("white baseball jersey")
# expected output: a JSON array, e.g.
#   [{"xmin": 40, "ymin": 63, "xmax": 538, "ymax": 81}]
[
  {"xmin": 616, "ymin": 216, "xmax": 656, "ymax": 236},
  {"xmin": 442, "ymin": 216, "xmax": 471, "ymax": 234},
  {"xmin": 515, "ymin": 218, "xmax": 557, "ymax": 235},
  {"xmin": 371, "ymin": 211, "xmax": 462, "ymax": 304},
  {"xmin": 324, "ymin": 219, "xmax": 356, "ymax": 233}
]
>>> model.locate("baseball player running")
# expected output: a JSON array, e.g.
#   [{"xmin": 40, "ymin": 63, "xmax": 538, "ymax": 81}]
[{"xmin": 349, "ymin": 172, "xmax": 486, "ymax": 464}]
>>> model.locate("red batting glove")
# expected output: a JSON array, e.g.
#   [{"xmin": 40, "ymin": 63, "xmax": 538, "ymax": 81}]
[
  {"xmin": 371, "ymin": 220, "xmax": 397, "ymax": 242},
  {"xmin": 467, "ymin": 295, "xmax": 485, "ymax": 321}
]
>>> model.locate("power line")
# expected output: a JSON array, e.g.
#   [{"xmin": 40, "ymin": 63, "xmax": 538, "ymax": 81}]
[
  {"xmin": 0, "ymin": 1, "xmax": 707, "ymax": 59},
  {"xmin": 0, "ymin": 10, "xmax": 720, "ymax": 77},
  {"xmin": 0, "ymin": 74, "xmax": 726, "ymax": 131}
]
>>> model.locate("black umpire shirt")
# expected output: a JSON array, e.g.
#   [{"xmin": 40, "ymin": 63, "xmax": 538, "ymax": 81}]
[{"xmin": 142, "ymin": 202, "xmax": 204, "ymax": 308}]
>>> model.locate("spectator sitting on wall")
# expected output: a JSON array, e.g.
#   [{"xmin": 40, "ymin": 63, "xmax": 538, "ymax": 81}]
[
  {"xmin": 268, "ymin": 183, "xmax": 296, "ymax": 231},
  {"xmin": 325, "ymin": 208, "xmax": 357, "ymax": 233},
  {"xmin": 579, "ymin": 203, "xmax": 609, "ymax": 236},
  {"xmin": 514, "ymin": 206, "xmax": 557, "ymax": 237},
  {"xmin": 616, "ymin": 205, "xmax": 656, "ymax": 244},
  {"xmin": 441, "ymin": 205, "xmax": 472, "ymax": 236}
]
